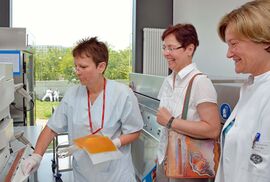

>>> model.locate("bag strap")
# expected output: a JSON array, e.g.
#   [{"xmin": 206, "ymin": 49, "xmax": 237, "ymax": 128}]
[{"xmin": 181, "ymin": 73, "xmax": 203, "ymax": 120}]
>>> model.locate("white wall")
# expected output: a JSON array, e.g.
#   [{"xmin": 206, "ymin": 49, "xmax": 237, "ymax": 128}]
[{"xmin": 173, "ymin": 0, "xmax": 249, "ymax": 78}]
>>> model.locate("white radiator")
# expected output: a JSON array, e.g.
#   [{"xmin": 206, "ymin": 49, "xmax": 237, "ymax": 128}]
[{"xmin": 143, "ymin": 28, "xmax": 168, "ymax": 76}]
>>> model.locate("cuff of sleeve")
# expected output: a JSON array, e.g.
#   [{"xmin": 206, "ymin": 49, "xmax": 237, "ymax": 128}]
[
  {"xmin": 32, "ymin": 153, "xmax": 43, "ymax": 163},
  {"xmin": 112, "ymin": 138, "xmax": 121, "ymax": 148}
]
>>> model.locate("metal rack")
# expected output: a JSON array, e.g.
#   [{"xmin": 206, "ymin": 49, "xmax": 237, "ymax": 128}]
[{"xmin": 51, "ymin": 107, "xmax": 72, "ymax": 182}]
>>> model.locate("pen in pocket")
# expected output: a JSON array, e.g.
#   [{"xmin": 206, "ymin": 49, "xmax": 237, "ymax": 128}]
[{"xmin": 252, "ymin": 132, "xmax": 261, "ymax": 149}]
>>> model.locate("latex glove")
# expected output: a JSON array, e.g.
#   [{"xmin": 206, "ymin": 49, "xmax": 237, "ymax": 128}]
[
  {"xmin": 112, "ymin": 138, "xmax": 121, "ymax": 148},
  {"xmin": 57, "ymin": 145, "xmax": 80, "ymax": 158},
  {"xmin": 21, "ymin": 153, "xmax": 42, "ymax": 175}
]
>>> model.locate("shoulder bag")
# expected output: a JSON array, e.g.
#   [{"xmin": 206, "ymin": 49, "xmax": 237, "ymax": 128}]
[{"xmin": 164, "ymin": 73, "xmax": 220, "ymax": 178}]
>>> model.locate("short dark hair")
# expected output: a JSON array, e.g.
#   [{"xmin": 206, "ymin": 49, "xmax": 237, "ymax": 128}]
[
  {"xmin": 72, "ymin": 37, "xmax": 108, "ymax": 70},
  {"xmin": 162, "ymin": 24, "xmax": 199, "ymax": 55}
]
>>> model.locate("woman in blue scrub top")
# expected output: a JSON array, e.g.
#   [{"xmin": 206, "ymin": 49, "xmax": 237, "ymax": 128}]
[
  {"xmin": 215, "ymin": 1, "xmax": 270, "ymax": 182},
  {"xmin": 21, "ymin": 37, "xmax": 144, "ymax": 182}
]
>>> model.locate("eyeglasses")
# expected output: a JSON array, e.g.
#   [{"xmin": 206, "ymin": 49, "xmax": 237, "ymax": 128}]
[{"xmin": 162, "ymin": 45, "xmax": 184, "ymax": 52}]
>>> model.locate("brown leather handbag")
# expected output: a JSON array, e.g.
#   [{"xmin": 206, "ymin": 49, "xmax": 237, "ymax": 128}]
[{"xmin": 164, "ymin": 73, "xmax": 220, "ymax": 178}]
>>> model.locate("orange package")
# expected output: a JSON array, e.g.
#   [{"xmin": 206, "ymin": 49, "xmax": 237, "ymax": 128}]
[{"xmin": 73, "ymin": 135, "xmax": 117, "ymax": 154}]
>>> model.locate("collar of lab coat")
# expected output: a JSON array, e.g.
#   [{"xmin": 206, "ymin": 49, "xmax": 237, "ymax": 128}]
[
  {"xmin": 221, "ymin": 71, "xmax": 270, "ymax": 141},
  {"xmin": 253, "ymin": 70, "xmax": 270, "ymax": 84}
]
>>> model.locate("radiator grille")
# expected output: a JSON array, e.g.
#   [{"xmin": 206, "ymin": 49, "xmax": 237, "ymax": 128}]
[{"xmin": 143, "ymin": 28, "xmax": 168, "ymax": 76}]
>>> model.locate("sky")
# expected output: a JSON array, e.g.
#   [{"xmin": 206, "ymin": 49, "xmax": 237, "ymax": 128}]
[{"xmin": 12, "ymin": 0, "xmax": 133, "ymax": 50}]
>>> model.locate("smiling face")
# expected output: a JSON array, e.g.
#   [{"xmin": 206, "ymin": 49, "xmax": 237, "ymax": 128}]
[
  {"xmin": 225, "ymin": 23, "xmax": 270, "ymax": 76},
  {"xmin": 162, "ymin": 33, "xmax": 194, "ymax": 73}
]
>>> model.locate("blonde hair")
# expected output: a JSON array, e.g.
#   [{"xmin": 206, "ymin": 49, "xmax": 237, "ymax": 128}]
[{"xmin": 218, "ymin": 0, "xmax": 270, "ymax": 44}]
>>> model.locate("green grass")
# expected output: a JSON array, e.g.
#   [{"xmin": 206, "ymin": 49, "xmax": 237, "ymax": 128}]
[
  {"xmin": 35, "ymin": 100, "xmax": 61, "ymax": 152},
  {"xmin": 36, "ymin": 100, "xmax": 60, "ymax": 119}
]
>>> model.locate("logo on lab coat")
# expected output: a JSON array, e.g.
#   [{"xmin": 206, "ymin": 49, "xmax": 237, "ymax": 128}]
[
  {"xmin": 250, "ymin": 154, "xmax": 263, "ymax": 164},
  {"xmin": 220, "ymin": 103, "xmax": 231, "ymax": 120}
]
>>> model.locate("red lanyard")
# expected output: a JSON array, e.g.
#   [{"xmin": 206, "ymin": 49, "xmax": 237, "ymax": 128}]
[{"xmin": 87, "ymin": 78, "xmax": 106, "ymax": 134}]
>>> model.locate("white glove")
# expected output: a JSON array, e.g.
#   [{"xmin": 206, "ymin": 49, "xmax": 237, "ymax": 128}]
[
  {"xmin": 21, "ymin": 153, "xmax": 42, "ymax": 175},
  {"xmin": 57, "ymin": 145, "xmax": 80, "ymax": 158},
  {"xmin": 112, "ymin": 138, "xmax": 121, "ymax": 148}
]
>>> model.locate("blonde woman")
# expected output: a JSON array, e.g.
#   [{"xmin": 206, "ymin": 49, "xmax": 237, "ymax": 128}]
[{"xmin": 215, "ymin": 1, "xmax": 270, "ymax": 182}]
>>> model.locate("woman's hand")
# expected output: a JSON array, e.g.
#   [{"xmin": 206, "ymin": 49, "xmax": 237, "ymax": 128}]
[{"xmin": 156, "ymin": 107, "xmax": 172, "ymax": 127}]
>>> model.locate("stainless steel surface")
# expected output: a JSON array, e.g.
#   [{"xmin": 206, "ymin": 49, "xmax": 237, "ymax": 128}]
[
  {"xmin": 132, "ymin": 130, "xmax": 159, "ymax": 180},
  {"xmin": 0, "ymin": 28, "xmax": 27, "ymax": 50},
  {"xmin": 9, "ymin": 51, "xmax": 35, "ymax": 126},
  {"xmin": 130, "ymin": 73, "xmax": 163, "ymax": 181},
  {"xmin": 0, "ymin": 63, "xmax": 15, "ymax": 173},
  {"xmin": 0, "ymin": 28, "xmax": 35, "ymax": 126},
  {"xmin": 0, "ymin": 63, "xmax": 38, "ymax": 181},
  {"xmin": 14, "ymin": 126, "xmax": 42, "ymax": 182},
  {"xmin": 214, "ymin": 83, "xmax": 242, "ymax": 123},
  {"xmin": 0, "ymin": 126, "xmax": 42, "ymax": 182},
  {"xmin": 0, "ymin": 118, "xmax": 14, "ymax": 150},
  {"xmin": 0, "ymin": 63, "xmax": 14, "ymax": 124},
  {"xmin": 0, "ymin": 145, "xmax": 10, "ymax": 172},
  {"xmin": 13, "ymin": 126, "xmax": 42, "ymax": 148},
  {"xmin": 130, "ymin": 72, "xmax": 164, "ymax": 99},
  {"xmin": 136, "ymin": 93, "xmax": 160, "ymax": 139}
]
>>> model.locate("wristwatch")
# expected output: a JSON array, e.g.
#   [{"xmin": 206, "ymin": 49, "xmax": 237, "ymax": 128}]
[{"xmin": 166, "ymin": 116, "xmax": 175, "ymax": 129}]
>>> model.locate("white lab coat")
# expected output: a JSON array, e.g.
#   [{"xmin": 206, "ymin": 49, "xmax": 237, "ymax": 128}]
[
  {"xmin": 53, "ymin": 90, "xmax": 59, "ymax": 101},
  {"xmin": 42, "ymin": 89, "xmax": 53, "ymax": 101},
  {"xmin": 47, "ymin": 80, "xmax": 144, "ymax": 182},
  {"xmin": 215, "ymin": 71, "xmax": 270, "ymax": 182},
  {"xmin": 157, "ymin": 63, "xmax": 217, "ymax": 182}
]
